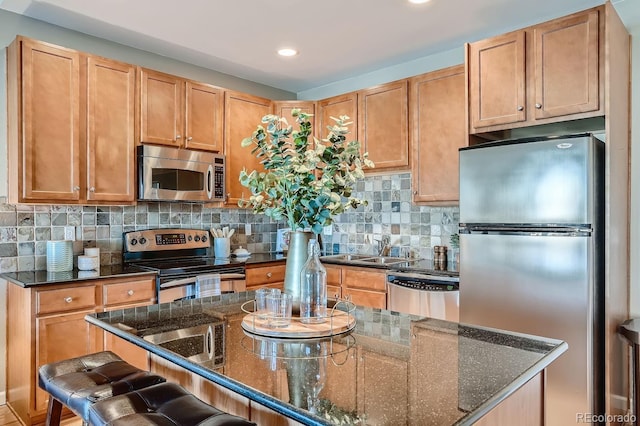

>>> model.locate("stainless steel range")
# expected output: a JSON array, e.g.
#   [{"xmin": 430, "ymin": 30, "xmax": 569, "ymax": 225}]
[{"xmin": 123, "ymin": 228, "xmax": 246, "ymax": 303}]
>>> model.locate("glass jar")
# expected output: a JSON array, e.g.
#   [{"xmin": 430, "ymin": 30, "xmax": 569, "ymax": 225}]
[{"xmin": 299, "ymin": 239, "xmax": 327, "ymax": 324}]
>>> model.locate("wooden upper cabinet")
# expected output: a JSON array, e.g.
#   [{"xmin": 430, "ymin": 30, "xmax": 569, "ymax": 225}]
[
  {"xmin": 9, "ymin": 38, "xmax": 81, "ymax": 202},
  {"xmin": 139, "ymin": 69, "xmax": 184, "ymax": 148},
  {"xmin": 468, "ymin": 31, "xmax": 526, "ymax": 130},
  {"xmin": 533, "ymin": 10, "xmax": 600, "ymax": 119},
  {"xmin": 184, "ymin": 81, "xmax": 224, "ymax": 152},
  {"xmin": 358, "ymin": 80, "xmax": 409, "ymax": 171},
  {"xmin": 7, "ymin": 37, "xmax": 137, "ymax": 204},
  {"xmin": 87, "ymin": 56, "xmax": 136, "ymax": 202},
  {"xmin": 224, "ymin": 91, "xmax": 272, "ymax": 207},
  {"xmin": 272, "ymin": 100, "xmax": 315, "ymax": 134},
  {"xmin": 467, "ymin": 7, "xmax": 603, "ymax": 134},
  {"xmin": 317, "ymin": 93, "xmax": 358, "ymax": 142},
  {"xmin": 410, "ymin": 65, "xmax": 467, "ymax": 205},
  {"xmin": 140, "ymin": 69, "xmax": 224, "ymax": 152}
]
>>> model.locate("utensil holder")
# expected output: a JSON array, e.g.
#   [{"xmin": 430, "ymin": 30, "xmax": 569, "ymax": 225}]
[{"xmin": 214, "ymin": 237, "xmax": 230, "ymax": 258}]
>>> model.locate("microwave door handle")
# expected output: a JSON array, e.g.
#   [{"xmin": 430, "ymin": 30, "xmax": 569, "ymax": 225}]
[{"xmin": 206, "ymin": 165, "xmax": 214, "ymax": 200}]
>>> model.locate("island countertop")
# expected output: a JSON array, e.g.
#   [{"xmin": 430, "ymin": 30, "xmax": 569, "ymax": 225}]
[{"xmin": 86, "ymin": 292, "xmax": 567, "ymax": 425}]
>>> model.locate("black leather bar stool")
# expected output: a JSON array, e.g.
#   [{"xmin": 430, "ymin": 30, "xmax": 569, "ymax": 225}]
[
  {"xmin": 88, "ymin": 382, "xmax": 257, "ymax": 426},
  {"xmin": 38, "ymin": 351, "xmax": 165, "ymax": 426}
]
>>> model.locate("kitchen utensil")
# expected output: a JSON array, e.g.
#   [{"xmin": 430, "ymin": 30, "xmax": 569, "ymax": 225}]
[{"xmin": 227, "ymin": 228, "xmax": 235, "ymax": 239}]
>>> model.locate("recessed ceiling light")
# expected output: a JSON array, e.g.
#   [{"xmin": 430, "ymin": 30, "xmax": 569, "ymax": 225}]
[
  {"xmin": 278, "ymin": 48, "xmax": 298, "ymax": 57},
  {"xmin": 408, "ymin": 0, "xmax": 431, "ymax": 4}
]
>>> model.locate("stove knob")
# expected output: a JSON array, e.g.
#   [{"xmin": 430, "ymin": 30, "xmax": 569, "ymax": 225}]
[
  {"xmin": 130, "ymin": 238, "xmax": 138, "ymax": 246},
  {"xmin": 188, "ymin": 235, "xmax": 193, "ymax": 241},
  {"xmin": 194, "ymin": 235, "xmax": 201, "ymax": 242},
  {"xmin": 201, "ymin": 235, "xmax": 208, "ymax": 243},
  {"xmin": 139, "ymin": 237, "xmax": 147, "ymax": 245}
]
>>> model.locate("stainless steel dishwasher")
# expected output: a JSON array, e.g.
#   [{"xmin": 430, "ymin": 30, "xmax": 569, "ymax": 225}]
[{"xmin": 386, "ymin": 266, "xmax": 459, "ymax": 321}]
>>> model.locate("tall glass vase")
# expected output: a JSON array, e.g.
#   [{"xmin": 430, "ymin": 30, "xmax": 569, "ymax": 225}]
[{"xmin": 284, "ymin": 230, "xmax": 314, "ymax": 313}]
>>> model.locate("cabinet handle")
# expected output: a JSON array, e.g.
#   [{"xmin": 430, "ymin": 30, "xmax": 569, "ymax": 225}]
[
  {"xmin": 187, "ymin": 136, "xmax": 193, "ymax": 141},
  {"xmin": 517, "ymin": 105, "xmax": 524, "ymax": 111},
  {"xmin": 535, "ymin": 103, "xmax": 542, "ymax": 109},
  {"xmin": 127, "ymin": 290, "xmax": 134, "ymax": 296},
  {"xmin": 266, "ymin": 272, "xmax": 272, "ymax": 278},
  {"xmin": 64, "ymin": 297, "xmax": 73, "ymax": 303},
  {"xmin": 73, "ymin": 186, "xmax": 80, "ymax": 191},
  {"xmin": 89, "ymin": 187, "xmax": 95, "ymax": 192}
]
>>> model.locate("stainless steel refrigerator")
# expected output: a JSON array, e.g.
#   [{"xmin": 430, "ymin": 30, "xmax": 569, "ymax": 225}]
[{"xmin": 458, "ymin": 134, "xmax": 604, "ymax": 425}]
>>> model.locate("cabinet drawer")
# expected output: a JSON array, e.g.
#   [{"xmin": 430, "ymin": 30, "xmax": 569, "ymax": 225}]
[
  {"xmin": 327, "ymin": 284, "xmax": 342, "ymax": 299},
  {"xmin": 104, "ymin": 279, "xmax": 155, "ymax": 307},
  {"xmin": 343, "ymin": 267, "xmax": 387, "ymax": 291},
  {"xmin": 37, "ymin": 285, "xmax": 97, "ymax": 315},
  {"xmin": 246, "ymin": 264, "xmax": 286, "ymax": 285}
]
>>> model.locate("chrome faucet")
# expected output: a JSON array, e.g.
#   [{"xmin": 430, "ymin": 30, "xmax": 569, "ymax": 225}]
[{"xmin": 375, "ymin": 235, "xmax": 391, "ymax": 256}]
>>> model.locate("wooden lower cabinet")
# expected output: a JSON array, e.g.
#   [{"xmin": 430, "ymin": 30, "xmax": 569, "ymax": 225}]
[
  {"xmin": 245, "ymin": 261, "xmax": 286, "ymax": 291},
  {"xmin": 324, "ymin": 264, "xmax": 387, "ymax": 309},
  {"xmin": 6, "ymin": 274, "xmax": 156, "ymax": 426},
  {"xmin": 34, "ymin": 310, "xmax": 101, "ymax": 412}
]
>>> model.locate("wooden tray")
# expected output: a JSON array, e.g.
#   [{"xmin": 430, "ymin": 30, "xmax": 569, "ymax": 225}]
[{"xmin": 241, "ymin": 311, "xmax": 356, "ymax": 338}]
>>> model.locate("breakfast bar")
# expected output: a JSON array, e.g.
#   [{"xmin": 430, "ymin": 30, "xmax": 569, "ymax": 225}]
[{"xmin": 85, "ymin": 292, "xmax": 567, "ymax": 426}]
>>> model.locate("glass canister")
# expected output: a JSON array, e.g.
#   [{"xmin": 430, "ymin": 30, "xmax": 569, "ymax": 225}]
[{"xmin": 299, "ymin": 239, "xmax": 327, "ymax": 324}]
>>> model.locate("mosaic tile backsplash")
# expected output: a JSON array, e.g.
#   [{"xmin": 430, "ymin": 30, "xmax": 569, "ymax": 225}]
[{"xmin": 0, "ymin": 173, "xmax": 459, "ymax": 273}]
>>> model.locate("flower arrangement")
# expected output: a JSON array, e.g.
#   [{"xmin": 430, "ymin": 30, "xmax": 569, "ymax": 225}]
[{"xmin": 239, "ymin": 109, "xmax": 374, "ymax": 233}]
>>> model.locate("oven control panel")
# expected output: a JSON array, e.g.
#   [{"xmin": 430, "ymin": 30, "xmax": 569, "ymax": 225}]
[{"xmin": 124, "ymin": 228, "xmax": 210, "ymax": 252}]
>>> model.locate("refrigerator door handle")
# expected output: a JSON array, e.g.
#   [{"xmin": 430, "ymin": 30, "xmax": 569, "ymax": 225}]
[{"xmin": 459, "ymin": 224, "xmax": 592, "ymax": 236}]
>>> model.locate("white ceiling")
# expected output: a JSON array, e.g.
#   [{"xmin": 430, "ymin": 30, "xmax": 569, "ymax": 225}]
[{"xmin": 1, "ymin": 0, "xmax": 637, "ymax": 94}]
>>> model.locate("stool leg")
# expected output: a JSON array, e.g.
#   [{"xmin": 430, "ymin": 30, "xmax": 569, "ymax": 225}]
[{"xmin": 45, "ymin": 397, "xmax": 63, "ymax": 426}]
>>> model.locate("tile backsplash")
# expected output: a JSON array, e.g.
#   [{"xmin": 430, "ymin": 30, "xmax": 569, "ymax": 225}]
[{"xmin": 0, "ymin": 172, "xmax": 459, "ymax": 273}]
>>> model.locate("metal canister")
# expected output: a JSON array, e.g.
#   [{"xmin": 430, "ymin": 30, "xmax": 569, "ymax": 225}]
[{"xmin": 434, "ymin": 245, "xmax": 448, "ymax": 269}]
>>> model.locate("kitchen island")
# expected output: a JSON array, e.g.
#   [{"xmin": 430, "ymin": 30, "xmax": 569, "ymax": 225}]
[{"xmin": 86, "ymin": 292, "xmax": 566, "ymax": 425}]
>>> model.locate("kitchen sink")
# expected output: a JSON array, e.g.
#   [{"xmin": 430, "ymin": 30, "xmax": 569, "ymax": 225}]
[
  {"xmin": 321, "ymin": 254, "xmax": 376, "ymax": 262},
  {"xmin": 320, "ymin": 254, "xmax": 419, "ymax": 268},
  {"xmin": 357, "ymin": 256, "xmax": 409, "ymax": 265}
]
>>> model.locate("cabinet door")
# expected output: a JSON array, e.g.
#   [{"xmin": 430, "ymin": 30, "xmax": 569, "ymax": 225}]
[
  {"xmin": 140, "ymin": 68, "xmax": 183, "ymax": 147},
  {"xmin": 103, "ymin": 302, "xmax": 151, "ymax": 371},
  {"xmin": 224, "ymin": 91, "xmax": 272, "ymax": 206},
  {"xmin": 87, "ymin": 56, "xmax": 136, "ymax": 202},
  {"xmin": 343, "ymin": 288, "xmax": 386, "ymax": 310},
  {"xmin": 35, "ymin": 310, "xmax": 101, "ymax": 412},
  {"xmin": 410, "ymin": 65, "xmax": 467, "ymax": 204},
  {"xmin": 358, "ymin": 81, "xmax": 409, "ymax": 170},
  {"xmin": 468, "ymin": 31, "xmax": 526, "ymax": 129},
  {"xmin": 316, "ymin": 93, "xmax": 357, "ymax": 142},
  {"xmin": 20, "ymin": 39, "xmax": 81, "ymax": 202},
  {"xmin": 533, "ymin": 10, "xmax": 600, "ymax": 119},
  {"xmin": 272, "ymin": 101, "xmax": 315, "ymax": 135},
  {"xmin": 184, "ymin": 81, "xmax": 225, "ymax": 152}
]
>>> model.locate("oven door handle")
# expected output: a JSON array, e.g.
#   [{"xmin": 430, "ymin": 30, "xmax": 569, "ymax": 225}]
[
  {"xmin": 159, "ymin": 277, "xmax": 197, "ymax": 289},
  {"xmin": 219, "ymin": 273, "xmax": 246, "ymax": 280}
]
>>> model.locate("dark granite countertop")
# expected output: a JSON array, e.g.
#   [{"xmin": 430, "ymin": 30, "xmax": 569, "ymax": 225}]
[
  {"xmin": 86, "ymin": 293, "xmax": 567, "ymax": 426},
  {"xmin": 0, "ymin": 253, "xmax": 286, "ymax": 288},
  {"xmin": 0, "ymin": 265, "xmax": 157, "ymax": 287}
]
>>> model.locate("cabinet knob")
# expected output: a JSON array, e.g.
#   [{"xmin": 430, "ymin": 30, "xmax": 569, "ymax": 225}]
[
  {"xmin": 517, "ymin": 105, "xmax": 524, "ymax": 111},
  {"xmin": 64, "ymin": 297, "xmax": 73, "ymax": 303},
  {"xmin": 535, "ymin": 103, "xmax": 542, "ymax": 109},
  {"xmin": 413, "ymin": 190, "xmax": 418, "ymax": 195},
  {"xmin": 127, "ymin": 290, "xmax": 134, "ymax": 296},
  {"xmin": 187, "ymin": 136, "xmax": 193, "ymax": 141},
  {"xmin": 73, "ymin": 186, "xmax": 80, "ymax": 191},
  {"xmin": 266, "ymin": 272, "xmax": 272, "ymax": 278},
  {"xmin": 176, "ymin": 135, "xmax": 182, "ymax": 140},
  {"xmin": 89, "ymin": 187, "xmax": 95, "ymax": 192}
]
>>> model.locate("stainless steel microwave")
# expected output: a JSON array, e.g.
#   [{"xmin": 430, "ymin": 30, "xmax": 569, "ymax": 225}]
[{"xmin": 138, "ymin": 145, "xmax": 225, "ymax": 202}]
